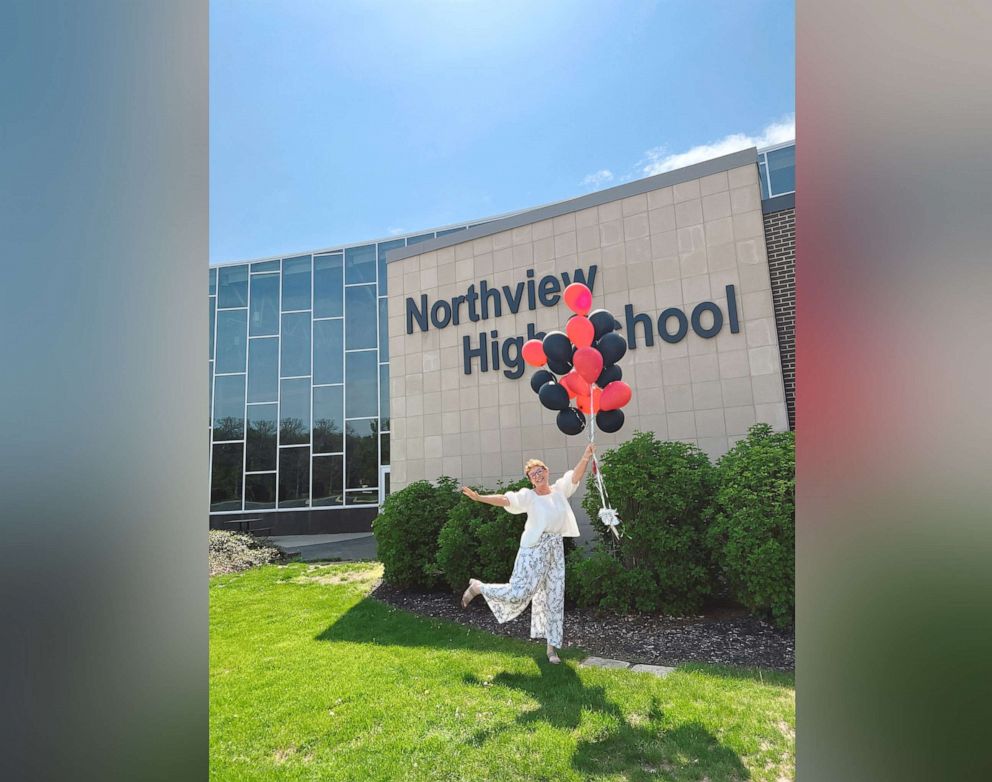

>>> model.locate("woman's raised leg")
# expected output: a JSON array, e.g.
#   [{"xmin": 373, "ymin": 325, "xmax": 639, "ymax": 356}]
[{"xmin": 477, "ymin": 544, "xmax": 546, "ymax": 624}]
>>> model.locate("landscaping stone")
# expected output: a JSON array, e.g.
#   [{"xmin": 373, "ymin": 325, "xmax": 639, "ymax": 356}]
[
  {"xmin": 630, "ymin": 664, "xmax": 676, "ymax": 677},
  {"xmin": 580, "ymin": 657, "xmax": 631, "ymax": 669}
]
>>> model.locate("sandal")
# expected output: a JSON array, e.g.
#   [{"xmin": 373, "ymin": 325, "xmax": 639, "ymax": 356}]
[
  {"xmin": 461, "ymin": 579, "xmax": 480, "ymax": 608},
  {"xmin": 547, "ymin": 647, "xmax": 561, "ymax": 665}
]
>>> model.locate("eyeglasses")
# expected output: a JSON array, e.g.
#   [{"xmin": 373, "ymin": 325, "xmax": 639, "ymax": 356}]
[{"xmin": 527, "ymin": 467, "xmax": 547, "ymax": 478}]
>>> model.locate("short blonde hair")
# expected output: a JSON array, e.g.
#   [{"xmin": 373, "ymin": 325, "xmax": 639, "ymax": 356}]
[{"xmin": 524, "ymin": 459, "xmax": 547, "ymax": 478}]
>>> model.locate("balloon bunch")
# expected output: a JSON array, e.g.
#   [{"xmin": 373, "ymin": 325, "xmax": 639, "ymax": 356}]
[
  {"xmin": 521, "ymin": 283, "xmax": 633, "ymax": 437},
  {"xmin": 521, "ymin": 283, "xmax": 632, "ymax": 539}
]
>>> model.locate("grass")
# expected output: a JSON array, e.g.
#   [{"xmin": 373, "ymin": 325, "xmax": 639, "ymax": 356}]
[{"xmin": 210, "ymin": 562, "xmax": 794, "ymax": 781}]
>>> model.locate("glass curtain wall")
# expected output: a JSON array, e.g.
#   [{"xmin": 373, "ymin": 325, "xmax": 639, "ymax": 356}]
[
  {"xmin": 209, "ymin": 228, "xmax": 467, "ymax": 513},
  {"xmin": 757, "ymin": 142, "xmax": 796, "ymax": 200}
]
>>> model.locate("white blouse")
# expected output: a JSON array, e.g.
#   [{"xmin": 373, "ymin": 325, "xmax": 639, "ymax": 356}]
[{"xmin": 503, "ymin": 469, "xmax": 582, "ymax": 548}]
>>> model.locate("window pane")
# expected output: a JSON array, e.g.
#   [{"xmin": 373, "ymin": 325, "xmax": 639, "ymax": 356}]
[
  {"xmin": 246, "ymin": 403, "xmax": 278, "ymax": 471},
  {"xmin": 767, "ymin": 145, "xmax": 795, "ymax": 196},
  {"xmin": 251, "ymin": 259, "xmax": 280, "ymax": 273},
  {"xmin": 211, "ymin": 442, "xmax": 243, "ymax": 511},
  {"xmin": 379, "ymin": 363, "xmax": 389, "ymax": 427},
  {"xmin": 213, "ymin": 374, "xmax": 245, "ymax": 439},
  {"xmin": 346, "ymin": 489, "xmax": 378, "ymax": 506},
  {"xmin": 312, "ymin": 455, "xmax": 343, "ymax": 507},
  {"xmin": 758, "ymin": 160, "xmax": 769, "ymax": 199},
  {"xmin": 407, "ymin": 232, "xmax": 435, "ymax": 245},
  {"xmin": 314, "ymin": 252, "xmax": 343, "ymax": 318},
  {"xmin": 209, "ymin": 296, "xmax": 215, "ymax": 358},
  {"xmin": 216, "ymin": 309, "xmax": 248, "ymax": 373},
  {"xmin": 209, "ymin": 267, "xmax": 217, "ymax": 295},
  {"xmin": 380, "ymin": 432, "xmax": 389, "ymax": 465},
  {"xmin": 436, "ymin": 226, "xmax": 466, "ymax": 237},
  {"xmin": 247, "ymin": 337, "xmax": 279, "ymax": 403},
  {"xmin": 313, "ymin": 319, "xmax": 343, "ymax": 385},
  {"xmin": 281, "ymin": 312, "xmax": 311, "ymax": 377},
  {"xmin": 346, "ymin": 351, "xmax": 378, "ymax": 418},
  {"xmin": 345, "ymin": 417, "xmax": 377, "ymax": 490},
  {"xmin": 345, "ymin": 285, "xmax": 377, "ymax": 349},
  {"xmin": 378, "ymin": 298, "xmax": 389, "ymax": 361},
  {"xmin": 245, "ymin": 473, "xmax": 276, "ymax": 509},
  {"xmin": 282, "ymin": 255, "xmax": 312, "ymax": 311},
  {"xmin": 313, "ymin": 385, "xmax": 343, "ymax": 453},
  {"xmin": 278, "ymin": 446, "xmax": 310, "ymax": 508},
  {"xmin": 280, "ymin": 377, "xmax": 310, "ymax": 445},
  {"xmin": 345, "ymin": 244, "xmax": 375, "ymax": 285},
  {"xmin": 377, "ymin": 239, "xmax": 404, "ymax": 296},
  {"xmin": 217, "ymin": 264, "xmax": 248, "ymax": 308},
  {"xmin": 208, "ymin": 361, "xmax": 213, "ymax": 427},
  {"xmin": 249, "ymin": 273, "xmax": 279, "ymax": 336}
]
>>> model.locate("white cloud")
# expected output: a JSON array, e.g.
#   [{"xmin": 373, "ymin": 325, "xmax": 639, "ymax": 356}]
[
  {"xmin": 387, "ymin": 226, "xmax": 406, "ymax": 236},
  {"xmin": 581, "ymin": 169, "xmax": 614, "ymax": 189},
  {"xmin": 640, "ymin": 115, "xmax": 795, "ymax": 176}
]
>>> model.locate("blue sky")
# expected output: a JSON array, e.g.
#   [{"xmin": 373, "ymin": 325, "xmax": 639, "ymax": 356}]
[{"xmin": 210, "ymin": 1, "xmax": 794, "ymax": 264}]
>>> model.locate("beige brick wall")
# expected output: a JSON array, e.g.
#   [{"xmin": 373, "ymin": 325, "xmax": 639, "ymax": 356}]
[{"xmin": 386, "ymin": 163, "xmax": 788, "ymax": 506}]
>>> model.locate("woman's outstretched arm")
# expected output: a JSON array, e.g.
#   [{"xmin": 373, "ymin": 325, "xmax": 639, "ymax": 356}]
[
  {"xmin": 571, "ymin": 443, "xmax": 595, "ymax": 484},
  {"xmin": 460, "ymin": 486, "xmax": 510, "ymax": 507}
]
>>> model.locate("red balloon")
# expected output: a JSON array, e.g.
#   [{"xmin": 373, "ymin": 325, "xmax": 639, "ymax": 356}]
[
  {"xmin": 521, "ymin": 339, "xmax": 547, "ymax": 367},
  {"xmin": 566, "ymin": 315, "xmax": 595, "ymax": 349},
  {"xmin": 600, "ymin": 380, "xmax": 632, "ymax": 411},
  {"xmin": 572, "ymin": 346, "xmax": 604, "ymax": 384},
  {"xmin": 575, "ymin": 387, "xmax": 603, "ymax": 415},
  {"xmin": 563, "ymin": 283, "xmax": 593, "ymax": 316},
  {"xmin": 561, "ymin": 370, "xmax": 584, "ymax": 399}
]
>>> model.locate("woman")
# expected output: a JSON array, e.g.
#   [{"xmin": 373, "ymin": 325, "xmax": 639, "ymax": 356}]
[{"xmin": 459, "ymin": 443, "xmax": 595, "ymax": 664}]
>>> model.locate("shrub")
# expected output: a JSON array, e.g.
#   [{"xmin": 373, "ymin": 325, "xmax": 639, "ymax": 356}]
[
  {"xmin": 565, "ymin": 547, "xmax": 661, "ymax": 613},
  {"xmin": 706, "ymin": 423, "xmax": 795, "ymax": 628},
  {"xmin": 436, "ymin": 478, "xmax": 577, "ymax": 593},
  {"xmin": 209, "ymin": 530, "xmax": 282, "ymax": 576},
  {"xmin": 436, "ymin": 477, "xmax": 529, "ymax": 593},
  {"xmin": 372, "ymin": 476, "xmax": 460, "ymax": 589},
  {"xmin": 576, "ymin": 431, "xmax": 716, "ymax": 615}
]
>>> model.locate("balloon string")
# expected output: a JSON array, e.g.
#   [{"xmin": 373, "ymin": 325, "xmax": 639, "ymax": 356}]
[
  {"xmin": 589, "ymin": 380, "xmax": 619, "ymax": 539},
  {"xmin": 589, "ymin": 381, "xmax": 596, "ymax": 445}
]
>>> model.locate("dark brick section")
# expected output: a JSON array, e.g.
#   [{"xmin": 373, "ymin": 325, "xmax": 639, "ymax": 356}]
[
  {"xmin": 762, "ymin": 206, "xmax": 795, "ymax": 430},
  {"xmin": 210, "ymin": 507, "xmax": 377, "ymax": 536}
]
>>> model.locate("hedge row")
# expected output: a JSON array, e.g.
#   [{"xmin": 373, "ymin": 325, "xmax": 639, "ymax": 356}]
[{"xmin": 373, "ymin": 423, "xmax": 794, "ymax": 628}]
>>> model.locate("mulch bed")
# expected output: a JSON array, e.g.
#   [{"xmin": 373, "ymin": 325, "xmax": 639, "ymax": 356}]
[{"xmin": 371, "ymin": 582, "xmax": 794, "ymax": 672}]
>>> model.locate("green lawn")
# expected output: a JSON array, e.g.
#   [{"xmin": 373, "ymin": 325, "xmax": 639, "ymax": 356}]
[{"xmin": 210, "ymin": 562, "xmax": 794, "ymax": 781}]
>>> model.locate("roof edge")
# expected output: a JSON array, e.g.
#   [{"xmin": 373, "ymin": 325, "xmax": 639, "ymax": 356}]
[{"xmin": 386, "ymin": 147, "xmax": 758, "ymax": 263}]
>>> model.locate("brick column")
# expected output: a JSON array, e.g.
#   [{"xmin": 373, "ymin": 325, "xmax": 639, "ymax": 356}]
[{"xmin": 762, "ymin": 207, "xmax": 795, "ymax": 430}]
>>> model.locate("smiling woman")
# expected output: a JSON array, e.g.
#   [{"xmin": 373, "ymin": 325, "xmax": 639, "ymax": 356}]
[{"xmin": 459, "ymin": 443, "xmax": 595, "ymax": 664}]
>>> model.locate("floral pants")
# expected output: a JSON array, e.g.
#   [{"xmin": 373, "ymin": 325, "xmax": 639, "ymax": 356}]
[{"xmin": 479, "ymin": 532, "xmax": 565, "ymax": 648}]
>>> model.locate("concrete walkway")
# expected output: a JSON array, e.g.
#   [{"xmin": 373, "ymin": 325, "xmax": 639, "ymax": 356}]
[{"xmin": 268, "ymin": 532, "xmax": 378, "ymax": 562}]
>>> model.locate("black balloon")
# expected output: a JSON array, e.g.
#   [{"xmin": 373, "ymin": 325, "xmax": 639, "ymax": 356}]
[
  {"xmin": 542, "ymin": 331, "xmax": 573, "ymax": 364},
  {"xmin": 613, "ymin": 318, "xmax": 623, "ymax": 331},
  {"xmin": 597, "ymin": 332, "xmax": 627, "ymax": 366},
  {"xmin": 538, "ymin": 381, "xmax": 570, "ymax": 411},
  {"xmin": 547, "ymin": 356, "xmax": 573, "ymax": 376},
  {"xmin": 556, "ymin": 407, "xmax": 586, "ymax": 435},
  {"xmin": 596, "ymin": 409, "xmax": 624, "ymax": 433},
  {"xmin": 595, "ymin": 364, "xmax": 622, "ymax": 388},
  {"xmin": 530, "ymin": 370, "xmax": 555, "ymax": 394},
  {"xmin": 588, "ymin": 309, "xmax": 617, "ymax": 341}
]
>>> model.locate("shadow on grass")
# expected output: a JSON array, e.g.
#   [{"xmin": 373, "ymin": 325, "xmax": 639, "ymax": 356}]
[{"xmin": 317, "ymin": 596, "xmax": 751, "ymax": 781}]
